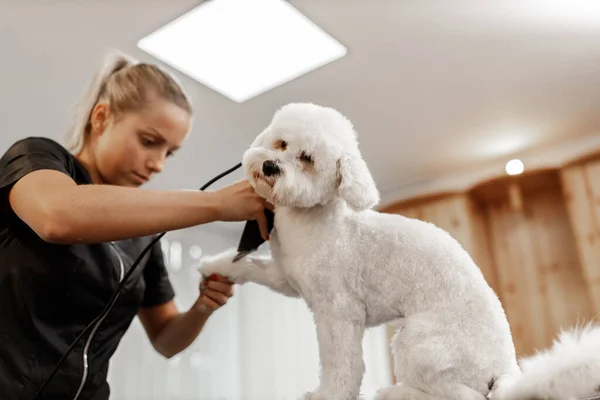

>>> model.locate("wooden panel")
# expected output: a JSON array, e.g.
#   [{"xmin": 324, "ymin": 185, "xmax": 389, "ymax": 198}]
[
  {"xmin": 464, "ymin": 198, "xmax": 498, "ymax": 292},
  {"xmin": 560, "ymin": 162, "xmax": 600, "ymax": 314},
  {"xmin": 588, "ymin": 161, "xmax": 600, "ymax": 236},
  {"xmin": 482, "ymin": 174, "xmax": 593, "ymax": 356},
  {"xmin": 528, "ymin": 187, "xmax": 593, "ymax": 335},
  {"xmin": 379, "ymin": 192, "xmax": 461, "ymax": 215},
  {"xmin": 485, "ymin": 201, "xmax": 535, "ymax": 354}
]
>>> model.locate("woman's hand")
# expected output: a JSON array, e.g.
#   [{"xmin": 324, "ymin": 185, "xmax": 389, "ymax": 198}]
[
  {"xmin": 140, "ymin": 274, "xmax": 236, "ymax": 358},
  {"xmin": 195, "ymin": 274, "xmax": 235, "ymax": 315},
  {"xmin": 215, "ymin": 180, "xmax": 274, "ymax": 240}
]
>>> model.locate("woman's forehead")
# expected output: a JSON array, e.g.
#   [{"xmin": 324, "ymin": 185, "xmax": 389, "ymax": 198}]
[{"xmin": 135, "ymin": 100, "xmax": 191, "ymax": 143}]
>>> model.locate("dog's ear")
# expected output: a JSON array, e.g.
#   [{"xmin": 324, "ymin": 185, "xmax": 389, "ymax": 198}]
[{"xmin": 336, "ymin": 152, "xmax": 380, "ymax": 211}]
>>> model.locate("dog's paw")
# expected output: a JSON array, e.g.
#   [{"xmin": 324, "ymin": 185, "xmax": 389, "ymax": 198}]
[
  {"xmin": 198, "ymin": 248, "xmax": 248, "ymax": 283},
  {"xmin": 302, "ymin": 391, "xmax": 358, "ymax": 400},
  {"xmin": 301, "ymin": 392, "xmax": 327, "ymax": 400}
]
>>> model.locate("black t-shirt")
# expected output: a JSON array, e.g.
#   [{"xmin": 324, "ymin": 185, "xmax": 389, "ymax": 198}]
[{"xmin": 0, "ymin": 137, "xmax": 176, "ymax": 400}]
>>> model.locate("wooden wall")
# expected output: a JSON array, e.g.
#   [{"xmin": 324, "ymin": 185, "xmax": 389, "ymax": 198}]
[
  {"xmin": 560, "ymin": 157, "xmax": 600, "ymax": 315},
  {"xmin": 381, "ymin": 154, "xmax": 600, "ymax": 364}
]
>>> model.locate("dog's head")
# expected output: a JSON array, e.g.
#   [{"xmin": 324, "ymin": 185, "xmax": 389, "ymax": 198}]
[{"xmin": 242, "ymin": 102, "xmax": 379, "ymax": 211}]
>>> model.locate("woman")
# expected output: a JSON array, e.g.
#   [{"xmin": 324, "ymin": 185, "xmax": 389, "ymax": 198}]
[{"xmin": 0, "ymin": 51, "xmax": 272, "ymax": 400}]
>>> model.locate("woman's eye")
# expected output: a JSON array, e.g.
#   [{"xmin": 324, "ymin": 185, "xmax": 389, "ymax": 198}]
[{"xmin": 141, "ymin": 137, "xmax": 154, "ymax": 146}]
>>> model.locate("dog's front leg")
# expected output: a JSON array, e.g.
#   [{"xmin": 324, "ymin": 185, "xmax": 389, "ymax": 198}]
[
  {"xmin": 199, "ymin": 249, "xmax": 299, "ymax": 297},
  {"xmin": 304, "ymin": 298, "xmax": 366, "ymax": 400}
]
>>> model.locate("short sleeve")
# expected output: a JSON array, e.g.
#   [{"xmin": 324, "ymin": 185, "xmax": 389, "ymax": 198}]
[
  {"xmin": 141, "ymin": 237, "xmax": 176, "ymax": 308},
  {"xmin": 0, "ymin": 137, "xmax": 72, "ymax": 192}
]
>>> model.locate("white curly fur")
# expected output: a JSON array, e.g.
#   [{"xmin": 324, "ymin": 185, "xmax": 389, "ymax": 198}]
[
  {"xmin": 199, "ymin": 102, "xmax": 600, "ymax": 400},
  {"xmin": 488, "ymin": 322, "xmax": 600, "ymax": 400}
]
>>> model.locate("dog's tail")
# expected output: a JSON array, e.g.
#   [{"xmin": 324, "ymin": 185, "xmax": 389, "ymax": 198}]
[{"xmin": 489, "ymin": 321, "xmax": 600, "ymax": 400}]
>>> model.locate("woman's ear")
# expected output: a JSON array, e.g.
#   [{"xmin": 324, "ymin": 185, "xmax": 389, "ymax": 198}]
[
  {"xmin": 336, "ymin": 151, "xmax": 380, "ymax": 211},
  {"xmin": 90, "ymin": 103, "xmax": 110, "ymax": 135}
]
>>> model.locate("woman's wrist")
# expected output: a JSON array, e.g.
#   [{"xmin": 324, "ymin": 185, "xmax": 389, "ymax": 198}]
[
  {"xmin": 191, "ymin": 296, "xmax": 214, "ymax": 318},
  {"xmin": 195, "ymin": 190, "xmax": 224, "ymax": 222}
]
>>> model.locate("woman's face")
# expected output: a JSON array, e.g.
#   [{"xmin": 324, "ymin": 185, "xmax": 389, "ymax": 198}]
[{"xmin": 90, "ymin": 97, "xmax": 191, "ymax": 187}]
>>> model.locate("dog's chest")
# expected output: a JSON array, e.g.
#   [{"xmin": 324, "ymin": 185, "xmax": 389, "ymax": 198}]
[
  {"xmin": 271, "ymin": 235, "xmax": 324, "ymax": 298},
  {"xmin": 271, "ymin": 242, "xmax": 307, "ymax": 294},
  {"xmin": 274, "ymin": 244, "xmax": 344, "ymax": 312}
]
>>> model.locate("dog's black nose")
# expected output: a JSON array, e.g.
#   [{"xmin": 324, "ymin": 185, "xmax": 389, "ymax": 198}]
[{"xmin": 262, "ymin": 160, "xmax": 280, "ymax": 176}]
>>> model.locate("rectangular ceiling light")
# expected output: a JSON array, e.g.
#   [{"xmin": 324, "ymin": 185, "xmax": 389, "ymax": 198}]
[{"xmin": 138, "ymin": 0, "xmax": 348, "ymax": 103}]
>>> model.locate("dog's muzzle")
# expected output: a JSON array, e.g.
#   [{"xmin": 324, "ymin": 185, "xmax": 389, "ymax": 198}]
[{"xmin": 262, "ymin": 160, "xmax": 280, "ymax": 177}]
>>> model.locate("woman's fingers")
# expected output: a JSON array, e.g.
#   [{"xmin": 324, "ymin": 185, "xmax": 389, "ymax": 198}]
[
  {"xmin": 198, "ymin": 295, "xmax": 220, "ymax": 311},
  {"xmin": 199, "ymin": 278, "xmax": 235, "ymax": 309},
  {"xmin": 255, "ymin": 210, "xmax": 270, "ymax": 241},
  {"xmin": 203, "ymin": 288, "xmax": 230, "ymax": 306},
  {"xmin": 204, "ymin": 280, "xmax": 234, "ymax": 297}
]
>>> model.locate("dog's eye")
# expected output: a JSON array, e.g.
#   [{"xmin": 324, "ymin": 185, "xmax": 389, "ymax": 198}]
[
  {"xmin": 299, "ymin": 151, "xmax": 313, "ymax": 163},
  {"xmin": 275, "ymin": 140, "xmax": 288, "ymax": 150}
]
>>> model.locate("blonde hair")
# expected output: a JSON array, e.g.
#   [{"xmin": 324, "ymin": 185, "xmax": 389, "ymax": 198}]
[{"xmin": 65, "ymin": 50, "xmax": 192, "ymax": 154}]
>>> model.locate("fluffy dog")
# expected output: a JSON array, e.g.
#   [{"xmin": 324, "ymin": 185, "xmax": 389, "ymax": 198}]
[{"xmin": 198, "ymin": 103, "xmax": 599, "ymax": 400}]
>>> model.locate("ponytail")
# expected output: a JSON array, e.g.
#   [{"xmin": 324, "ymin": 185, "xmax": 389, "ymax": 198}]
[
  {"xmin": 64, "ymin": 49, "xmax": 192, "ymax": 155},
  {"xmin": 65, "ymin": 50, "xmax": 136, "ymax": 154}
]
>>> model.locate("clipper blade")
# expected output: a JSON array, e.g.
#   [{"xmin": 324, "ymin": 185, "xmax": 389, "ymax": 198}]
[{"xmin": 232, "ymin": 251, "xmax": 253, "ymax": 263}]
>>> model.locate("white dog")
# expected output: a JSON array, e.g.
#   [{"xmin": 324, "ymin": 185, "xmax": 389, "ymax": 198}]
[{"xmin": 199, "ymin": 103, "xmax": 600, "ymax": 400}]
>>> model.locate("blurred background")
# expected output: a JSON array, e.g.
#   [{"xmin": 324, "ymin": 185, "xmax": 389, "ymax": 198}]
[{"xmin": 2, "ymin": 0, "xmax": 600, "ymax": 399}]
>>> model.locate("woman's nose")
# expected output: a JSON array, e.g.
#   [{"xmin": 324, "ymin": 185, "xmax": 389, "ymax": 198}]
[{"xmin": 147, "ymin": 157, "xmax": 165, "ymax": 173}]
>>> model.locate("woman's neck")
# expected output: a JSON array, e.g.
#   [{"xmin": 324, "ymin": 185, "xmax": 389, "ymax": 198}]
[{"xmin": 75, "ymin": 146, "xmax": 105, "ymax": 185}]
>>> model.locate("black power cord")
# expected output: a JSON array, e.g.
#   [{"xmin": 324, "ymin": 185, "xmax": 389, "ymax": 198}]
[{"xmin": 33, "ymin": 162, "xmax": 243, "ymax": 399}]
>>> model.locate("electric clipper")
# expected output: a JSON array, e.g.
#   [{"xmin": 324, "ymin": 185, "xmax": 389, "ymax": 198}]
[{"xmin": 233, "ymin": 208, "xmax": 275, "ymax": 262}]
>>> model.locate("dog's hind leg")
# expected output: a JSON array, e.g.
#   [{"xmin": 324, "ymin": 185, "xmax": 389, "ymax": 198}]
[
  {"xmin": 388, "ymin": 313, "xmax": 489, "ymax": 400},
  {"xmin": 304, "ymin": 298, "xmax": 366, "ymax": 400}
]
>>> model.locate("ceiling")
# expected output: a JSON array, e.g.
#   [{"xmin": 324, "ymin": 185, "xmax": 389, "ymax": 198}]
[{"xmin": 2, "ymin": 0, "xmax": 600, "ymax": 216}]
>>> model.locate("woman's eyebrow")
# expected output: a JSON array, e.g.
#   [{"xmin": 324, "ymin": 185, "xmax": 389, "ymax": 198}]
[{"xmin": 143, "ymin": 127, "xmax": 181, "ymax": 151}]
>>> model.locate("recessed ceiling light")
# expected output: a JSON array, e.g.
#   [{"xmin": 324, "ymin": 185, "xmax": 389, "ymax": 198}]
[
  {"xmin": 505, "ymin": 159, "xmax": 524, "ymax": 175},
  {"xmin": 137, "ymin": 0, "xmax": 348, "ymax": 103}
]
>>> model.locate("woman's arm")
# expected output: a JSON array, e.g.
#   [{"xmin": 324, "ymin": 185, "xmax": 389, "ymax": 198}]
[
  {"xmin": 138, "ymin": 278, "xmax": 234, "ymax": 358},
  {"xmin": 8, "ymin": 169, "xmax": 270, "ymax": 244}
]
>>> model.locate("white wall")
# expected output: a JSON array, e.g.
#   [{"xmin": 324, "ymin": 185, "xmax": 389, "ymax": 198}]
[{"xmin": 107, "ymin": 224, "xmax": 392, "ymax": 400}]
